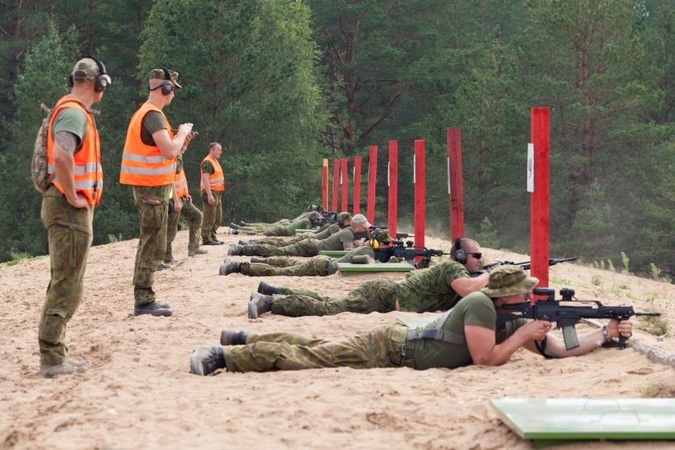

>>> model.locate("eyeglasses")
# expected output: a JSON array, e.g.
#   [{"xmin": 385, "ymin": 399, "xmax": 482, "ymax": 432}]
[{"xmin": 467, "ymin": 252, "xmax": 482, "ymax": 260}]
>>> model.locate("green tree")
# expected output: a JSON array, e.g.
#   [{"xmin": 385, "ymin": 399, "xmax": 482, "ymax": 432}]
[{"xmin": 140, "ymin": 0, "xmax": 326, "ymax": 222}]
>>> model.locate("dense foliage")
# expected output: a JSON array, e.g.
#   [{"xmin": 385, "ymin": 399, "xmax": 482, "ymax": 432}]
[{"xmin": 1, "ymin": 0, "xmax": 675, "ymax": 280}]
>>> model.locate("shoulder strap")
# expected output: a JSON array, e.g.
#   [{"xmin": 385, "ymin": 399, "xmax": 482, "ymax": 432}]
[{"xmin": 405, "ymin": 309, "xmax": 466, "ymax": 345}]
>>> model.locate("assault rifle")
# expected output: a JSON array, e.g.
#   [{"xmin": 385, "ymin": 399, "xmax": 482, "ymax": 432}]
[
  {"xmin": 374, "ymin": 240, "xmax": 447, "ymax": 268},
  {"xmin": 497, "ymin": 287, "xmax": 661, "ymax": 350},
  {"xmin": 471, "ymin": 257, "xmax": 577, "ymax": 277},
  {"xmin": 368, "ymin": 225, "xmax": 414, "ymax": 240}
]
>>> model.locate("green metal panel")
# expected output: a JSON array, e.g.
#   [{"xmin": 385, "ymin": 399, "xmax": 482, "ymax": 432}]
[
  {"xmin": 336, "ymin": 262, "xmax": 414, "ymax": 276},
  {"xmin": 491, "ymin": 398, "xmax": 675, "ymax": 448}
]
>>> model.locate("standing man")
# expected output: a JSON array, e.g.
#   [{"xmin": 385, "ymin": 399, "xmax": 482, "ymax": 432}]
[
  {"xmin": 120, "ymin": 68, "xmax": 195, "ymax": 317},
  {"xmin": 200, "ymin": 142, "xmax": 225, "ymax": 246},
  {"xmin": 164, "ymin": 146, "xmax": 207, "ymax": 265},
  {"xmin": 38, "ymin": 57, "xmax": 110, "ymax": 378}
]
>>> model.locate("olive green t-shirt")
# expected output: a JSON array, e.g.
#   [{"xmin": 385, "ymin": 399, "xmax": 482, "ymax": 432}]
[
  {"xmin": 337, "ymin": 244, "xmax": 376, "ymax": 263},
  {"xmin": 285, "ymin": 218, "xmax": 311, "ymax": 234},
  {"xmin": 141, "ymin": 111, "xmax": 167, "ymax": 145},
  {"xmin": 317, "ymin": 227, "xmax": 355, "ymax": 251},
  {"xmin": 311, "ymin": 223, "xmax": 341, "ymax": 240},
  {"xmin": 395, "ymin": 259, "xmax": 470, "ymax": 313},
  {"xmin": 51, "ymin": 108, "xmax": 88, "ymax": 154},
  {"xmin": 411, "ymin": 291, "xmax": 526, "ymax": 370}
]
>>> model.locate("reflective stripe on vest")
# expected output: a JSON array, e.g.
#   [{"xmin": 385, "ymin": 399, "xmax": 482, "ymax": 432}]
[
  {"xmin": 405, "ymin": 309, "xmax": 466, "ymax": 345},
  {"xmin": 119, "ymin": 102, "xmax": 175, "ymax": 186},
  {"xmin": 47, "ymin": 96, "xmax": 103, "ymax": 206},
  {"xmin": 200, "ymin": 154, "xmax": 225, "ymax": 192},
  {"xmin": 174, "ymin": 168, "xmax": 189, "ymax": 198}
]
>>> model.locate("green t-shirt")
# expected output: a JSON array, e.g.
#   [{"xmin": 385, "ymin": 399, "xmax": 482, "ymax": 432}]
[
  {"xmin": 285, "ymin": 218, "xmax": 311, "ymax": 234},
  {"xmin": 337, "ymin": 244, "xmax": 376, "ymax": 263},
  {"xmin": 51, "ymin": 108, "xmax": 88, "ymax": 154},
  {"xmin": 317, "ymin": 227, "xmax": 355, "ymax": 251},
  {"xmin": 411, "ymin": 291, "xmax": 526, "ymax": 370},
  {"xmin": 201, "ymin": 160, "xmax": 215, "ymax": 174},
  {"xmin": 141, "ymin": 111, "xmax": 167, "ymax": 145},
  {"xmin": 312, "ymin": 223, "xmax": 340, "ymax": 240},
  {"xmin": 395, "ymin": 259, "xmax": 469, "ymax": 313}
]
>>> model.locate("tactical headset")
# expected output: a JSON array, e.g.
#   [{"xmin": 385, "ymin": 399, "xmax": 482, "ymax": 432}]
[
  {"xmin": 453, "ymin": 237, "xmax": 466, "ymax": 264},
  {"xmin": 149, "ymin": 68, "xmax": 174, "ymax": 95},
  {"xmin": 68, "ymin": 56, "xmax": 110, "ymax": 93}
]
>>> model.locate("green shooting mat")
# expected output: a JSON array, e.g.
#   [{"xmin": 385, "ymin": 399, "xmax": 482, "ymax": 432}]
[
  {"xmin": 490, "ymin": 398, "xmax": 675, "ymax": 448},
  {"xmin": 319, "ymin": 250, "xmax": 349, "ymax": 257},
  {"xmin": 336, "ymin": 262, "xmax": 414, "ymax": 276}
]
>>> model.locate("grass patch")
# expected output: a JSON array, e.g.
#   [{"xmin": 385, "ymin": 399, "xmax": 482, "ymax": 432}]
[
  {"xmin": 643, "ymin": 383, "xmax": 675, "ymax": 398},
  {"xmin": 637, "ymin": 315, "xmax": 669, "ymax": 337}
]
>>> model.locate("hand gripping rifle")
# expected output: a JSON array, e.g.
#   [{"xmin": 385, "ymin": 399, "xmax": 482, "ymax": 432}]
[
  {"xmin": 497, "ymin": 287, "xmax": 661, "ymax": 350},
  {"xmin": 471, "ymin": 257, "xmax": 578, "ymax": 277},
  {"xmin": 374, "ymin": 240, "xmax": 447, "ymax": 268}
]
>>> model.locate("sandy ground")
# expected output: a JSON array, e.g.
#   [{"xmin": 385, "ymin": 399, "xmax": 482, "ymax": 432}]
[{"xmin": 1, "ymin": 230, "xmax": 674, "ymax": 450}]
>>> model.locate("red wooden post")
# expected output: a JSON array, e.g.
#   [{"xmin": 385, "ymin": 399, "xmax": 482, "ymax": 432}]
[
  {"xmin": 341, "ymin": 158, "xmax": 348, "ymax": 212},
  {"xmin": 331, "ymin": 158, "xmax": 339, "ymax": 213},
  {"xmin": 367, "ymin": 146, "xmax": 377, "ymax": 224},
  {"xmin": 530, "ymin": 107, "xmax": 551, "ymax": 298},
  {"xmin": 414, "ymin": 140, "xmax": 425, "ymax": 249},
  {"xmin": 447, "ymin": 128, "xmax": 465, "ymax": 241},
  {"xmin": 322, "ymin": 158, "xmax": 329, "ymax": 210},
  {"xmin": 353, "ymin": 156, "xmax": 362, "ymax": 215},
  {"xmin": 387, "ymin": 141, "xmax": 398, "ymax": 238}
]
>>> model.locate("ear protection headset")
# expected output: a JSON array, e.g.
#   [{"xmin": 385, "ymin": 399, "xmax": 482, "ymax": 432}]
[
  {"xmin": 68, "ymin": 56, "xmax": 109, "ymax": 93},
  {"xmin": 159, "ymin": 68, "xmax": 174, "ymax": 95},
  {"xmin": 453, "ymin": 238, "xmax": 466, "ymax": 264}
]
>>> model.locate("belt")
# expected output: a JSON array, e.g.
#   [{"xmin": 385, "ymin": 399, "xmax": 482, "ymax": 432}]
[{"xmin": 390, "ymin": 340, "xmax": 416, "ymax": 368}]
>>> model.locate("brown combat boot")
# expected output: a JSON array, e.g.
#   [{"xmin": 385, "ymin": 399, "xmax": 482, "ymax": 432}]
[{"xmin": 188, "ymin": 248, "xmax": 208, "ymax": 257}]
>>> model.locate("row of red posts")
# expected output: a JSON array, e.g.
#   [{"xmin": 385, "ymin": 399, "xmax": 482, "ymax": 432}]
[{"xmin": 321, "ymin": 107, "xmax": 551, "ymax": 300}]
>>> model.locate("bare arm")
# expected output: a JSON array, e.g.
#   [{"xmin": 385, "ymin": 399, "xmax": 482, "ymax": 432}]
[
  {"xmin": 201, "ymin": 171, "xmax": 214, "ymax": 205},
  {"xmin": 523, "ymin": 319, "xmax": 633, "ymax": 358},
  {"xmin": 53, "ymin": 131, "xmax": 88, "ymax": 209},
  {"xmin": 465, "ymin": 320, "xmax": 551, "ymax": 366},
  {"xmin": 450, "ymin": 271, "xmax": 489, "ymax": 297},
  {"xmin": 152, "ymin": 122, "xmax": 193, "ymax": 159}
]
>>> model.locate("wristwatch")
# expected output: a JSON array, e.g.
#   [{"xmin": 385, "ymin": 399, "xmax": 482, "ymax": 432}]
[{"xmin": 601, "ymin": 325, "xmax": 610, "ymax": 342}]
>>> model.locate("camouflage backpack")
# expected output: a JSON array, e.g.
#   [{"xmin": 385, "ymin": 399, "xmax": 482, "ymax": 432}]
[{"xmin": 31, "ymin": 103, "xmax": 56, "ymax": 193}]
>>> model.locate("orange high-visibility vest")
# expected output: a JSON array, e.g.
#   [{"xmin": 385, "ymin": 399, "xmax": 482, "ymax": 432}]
[
  {"xmin": 119, "ymin": 102, "xmax": 175, "ymax": 186},
  {"xmin": 200, "ymin": 155, "xmax": 225, "ymax": 192},
  {"xmin": 174, "ymin": 167, "xmax": 189, "ymax": 198},
  {"xmin": 47, "ymin": 95, "xmax": 103, "ymax": 206}
]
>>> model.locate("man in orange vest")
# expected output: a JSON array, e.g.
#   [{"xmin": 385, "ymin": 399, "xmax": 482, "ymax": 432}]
[
  {"xmin": 163, "ymin": 146, "xmax": 207, "ymax": 266},
  {"xmin": 120, "ymin": 68, "xmax": 195, "ymax": 317},
  {"xmin": 38, "ymin": 57, "xmax": 110, "ymax": 378},
  {"xmin": 200, "ymin": 142, "xmax": 225, "ymax": 245}
]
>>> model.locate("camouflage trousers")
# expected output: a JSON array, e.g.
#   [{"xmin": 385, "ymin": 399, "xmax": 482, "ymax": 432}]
[
  {"xmin": 271, "ymin": 279, "xmax": 399, "ymax": 317},
  {"xmin": 166, "ymin": 196, "xmax": 203, "ymax": 261},
  {"xmin": 244, "ymin": 235, "xmax": 303, "ymax": 246},
  {"xmin": 38, "ymin": 186, "xmax": 94, "ymax": 365},
  {"xmin": 240, "ymin": 256, "xmax": 338, "ymax": 277},
  {"xmin": 224, "ymin": 323, "xmax": 409, "ymax": 372},
  {"xmin": 201, "ymin": 190, "xmax": 222, "ymax": 242},
  {"xmin": 241, "ymin": 238, "xmax": 320, "ymax": 257},
  {"xmin": 132, "ymin": 185, "xmax": 171, "ymax": 305}
]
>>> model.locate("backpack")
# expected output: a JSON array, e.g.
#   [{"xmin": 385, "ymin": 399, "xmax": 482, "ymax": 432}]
[{"xmin": 31, "ymin": 103, "xmax": 56, "ymax": 193}]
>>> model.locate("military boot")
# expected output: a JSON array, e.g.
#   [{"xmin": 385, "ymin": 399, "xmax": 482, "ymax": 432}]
[
  {"xmin": 257, "ymin": 280, "xmax": 278, "ymax": 295},
  {"xmin": 188, "ymin": 247, "xmax": 208, "ymax": 257},
  {"xmin": 248, "ymin": 292, "xmax": 273, "ymax": 319},
  {"xmin": 189, "ymin": 346, "xmax": 226, "ymax": 376},
  {"xmin": 220, "ymin": 330, "xmax": 249, "ymax": 346},
  {"xmin": 134, "ymin": 301, "xmax": 173, "ymax": 317},
  {"xmin": 219, "ymin": 258, "xmax": 242, "ymax": 276},
  {"xmin": 38, "ymin": 360, "xmax": 88, "ymax": 379},
  {"xmin": 227, "ymin": 244, "xmax": 244, "ymax": 256}
]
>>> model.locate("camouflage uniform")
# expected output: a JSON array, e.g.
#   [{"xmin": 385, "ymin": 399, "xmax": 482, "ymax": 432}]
[
  {"xmin": 39, "ymin": 186, "xmax": 95, "ymax": 365},
  {"xmin": 166, "ymin": 197, "xmax": 203, "ymax": 261},
  {"xmin": 132, "ymin": 184, "xmax": 172, "ymax": 304},
  {"xmin": 269, "ymin": 259, "xmax": 469, "ymax": 317},
  {"xmin": 246, "ymin": 223, "xmax": 341, "ymax": 246},
  {"xmin": 240, "ymin": 245, "xmax": 375, "ymax": 277},
  {"xmin": 224, "ymin": 323, "xmax": 409, "ymax": 372},
  {"xmin": 240, "ymin": 227, "xmax": 356, "ymax": 257},
  {"xmin": 239, "ymin": 218, "xmax": 311, "ymax": 236},
  {"xmin": 201, "ymin": 190, "xmax": 222, "ymax": 242}
]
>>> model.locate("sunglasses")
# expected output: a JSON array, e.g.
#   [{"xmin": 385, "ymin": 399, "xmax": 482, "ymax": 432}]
[{"xmin": 466, "ymin": 252, "xmax": 482, "ymax": 260}]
